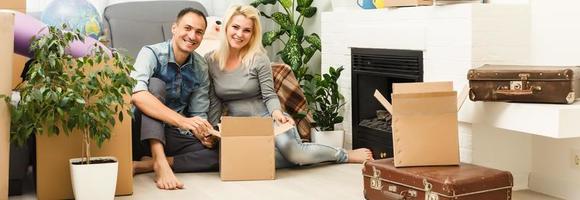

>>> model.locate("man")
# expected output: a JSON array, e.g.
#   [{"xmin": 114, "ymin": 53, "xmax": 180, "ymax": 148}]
[{"xmin": 130, "ymin": 8, "xmax": 218, "ymax": 190}]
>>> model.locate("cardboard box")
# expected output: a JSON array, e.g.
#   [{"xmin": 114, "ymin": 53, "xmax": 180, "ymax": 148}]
[
  {"xmin": 374, "ymin": 81, "xmax": 468, "ymax": 167},
  {"xmin": 11, "ymin": 54, "xmax": 27, "ymax": 88},
  {"xmin": 0, "ymin": 11, "xmax": 15, "ymax": 200},
  {"xmin": 0, "ymin": 0, "xmax": 26, "ymax": 9},
  {"xmin": 36, "ymin": 98, "xmax": 133, "ymax": 199},
  {"xmin": 220, "ymin": 117, "xmax": 275, "ymax": 181},
  {"xmin": 384, "ymin": 0, "xmax": 433, "ymax": 7}
]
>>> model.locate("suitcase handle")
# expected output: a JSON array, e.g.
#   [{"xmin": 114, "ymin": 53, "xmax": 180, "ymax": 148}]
[
  {"xmin": 494, "ymin": 85, "xmax": 542, "ymax": 96},
  {"xmin": 382, "ymin": 191, "xmax": 416, "ymax": 200}
]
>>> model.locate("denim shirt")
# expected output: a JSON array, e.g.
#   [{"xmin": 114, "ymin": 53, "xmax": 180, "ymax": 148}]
[{"xmin": 130, "ymin": 41, "xmax": 210, "ymax": 118}]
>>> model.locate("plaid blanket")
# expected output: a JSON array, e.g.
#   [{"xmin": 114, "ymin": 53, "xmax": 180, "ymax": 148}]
[{"xmin": 271, "ymin": 63, "xmax": 313, "ymax": 140}]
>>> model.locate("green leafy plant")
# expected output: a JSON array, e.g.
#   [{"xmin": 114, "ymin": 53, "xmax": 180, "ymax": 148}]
[
  {"xmin": 251, "ymin": 0, "xmax": 321, "ymax": 83},
  {"xmin": 303, "ymin": 66, "xmax": 345, "ymax": 131},
  {"xmin": 0, "ymin": 25, "xmax": 136, "ymax": 164}
]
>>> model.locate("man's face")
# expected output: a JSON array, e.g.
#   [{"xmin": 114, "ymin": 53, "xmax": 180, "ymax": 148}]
[{"xmin": 172, "ymin": 12, "xmax": 206, "ymax": 54}]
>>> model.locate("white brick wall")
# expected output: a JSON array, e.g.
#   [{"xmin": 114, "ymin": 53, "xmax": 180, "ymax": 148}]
[{"xmin": 322, "ymin": 3, "xmax": 531, "ymax": 189}]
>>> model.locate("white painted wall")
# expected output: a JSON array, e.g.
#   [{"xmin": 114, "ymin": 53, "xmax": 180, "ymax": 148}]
[
  {"xmin": 525, "ymin": 0, "xmax": 580, "ymax": 199},
  {"xmin": 26, "ymin": 0, "xmax": 253, "ymax": 17}
]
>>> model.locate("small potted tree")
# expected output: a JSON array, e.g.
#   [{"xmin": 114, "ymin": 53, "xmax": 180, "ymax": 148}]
[
  {"xmin": 1, "ymin": 25, "xmax": 135, "ymax": 199},
  {"xmin": 303, "ymin": 66, "xmax": 345, "ymax": 148}
]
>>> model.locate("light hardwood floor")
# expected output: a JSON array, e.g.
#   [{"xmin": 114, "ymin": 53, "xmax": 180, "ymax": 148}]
[{"xmin": 10, "ymin": 164, "xmax": 564, "ymax": 200}]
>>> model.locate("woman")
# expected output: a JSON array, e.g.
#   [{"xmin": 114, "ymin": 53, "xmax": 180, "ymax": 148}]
[{"xmin": 206, "ymin": 5, "xmax": 372, "ymax": 168}]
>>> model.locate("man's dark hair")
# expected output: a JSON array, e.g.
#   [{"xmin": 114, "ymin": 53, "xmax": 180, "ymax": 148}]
[{"xmin": 176, "ymin": 7, "xmax": 207, "ymax": 29}]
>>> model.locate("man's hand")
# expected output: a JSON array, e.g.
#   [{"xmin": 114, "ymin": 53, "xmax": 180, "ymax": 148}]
[
  {"xmin": 192, "ymin": 129, "xmax": 219, "ymax": 148},
  {"xmin": 176, "ymin": 116, "xmax": 213, "ymax": 136}
]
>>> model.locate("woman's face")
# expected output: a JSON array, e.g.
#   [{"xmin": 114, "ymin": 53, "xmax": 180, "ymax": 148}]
[{"xmin": 226, "ymin": 14, "xmax": 254, "ymax": 51}]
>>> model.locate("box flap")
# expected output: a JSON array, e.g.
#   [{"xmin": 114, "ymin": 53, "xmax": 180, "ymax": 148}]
[
  {"xmin": 457, "ymin": 84, "xmax": 469, "ymax": 111},
  {"xmin": 374, "ymin": 90, "xmax": 393, "ymax": 114},
  {"xmin": 393, "ymin": 91, "xmax": 458, "ymax": 115},
  {"xmin": 393, "ymin": 81, "xmax": 453, "ymax": 94},
  {"xmin": 274, "ymin": 122, "xmax": 294, "ymax": 135},
  {"xmin": 221, "ymin": 117, "xmax": 273, "ymax": 137}
]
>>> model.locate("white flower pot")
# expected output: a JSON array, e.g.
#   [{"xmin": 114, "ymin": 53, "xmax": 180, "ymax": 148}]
[
  {"xmin": 69, "ymin": 156, "xmax": 118, "ymax": 200},
  {"xmin": 311, "ymin": 128, "xmax": 345, "ymax": 148}
]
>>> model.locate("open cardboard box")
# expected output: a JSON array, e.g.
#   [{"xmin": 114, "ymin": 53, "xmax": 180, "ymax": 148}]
[
  {"xmin": 218, "ymin": 117, "xmax": 275, "ymax": 181},
  {"xmin": 374, "ymin": 81, "xmax": 468, "ymax": 167},
  {"xmin": 214, "ymin": 117, "xmax": 293, "ymax": 181}
]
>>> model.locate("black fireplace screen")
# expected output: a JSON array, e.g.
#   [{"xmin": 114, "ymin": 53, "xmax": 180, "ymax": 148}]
[{"xmin": 351, "ymin": 48, "xmax": 423, "ymax": 159}]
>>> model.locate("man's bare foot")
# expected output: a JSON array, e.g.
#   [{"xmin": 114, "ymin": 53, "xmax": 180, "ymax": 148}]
[
  {"xmin": 133, "ymin": 156, "xmax": 155, "ymax": 175},
  {"xmin": 347, "ymin": 148, "xmax": 374, "ymax": 163},
  {"xmin": 153, "ymin": 159, "xmax": 184, "ymax": 190}
]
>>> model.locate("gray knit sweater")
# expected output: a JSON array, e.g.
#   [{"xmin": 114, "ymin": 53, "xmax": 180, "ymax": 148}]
[{"xmin": 206, "ymin": 52, "xmax": 281, "ymax": 124}]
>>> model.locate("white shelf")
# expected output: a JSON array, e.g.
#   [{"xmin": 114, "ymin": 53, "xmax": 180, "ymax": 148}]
[{"xmin": 458, "ymin": 100, "xmax": 580, "ymax": 139}]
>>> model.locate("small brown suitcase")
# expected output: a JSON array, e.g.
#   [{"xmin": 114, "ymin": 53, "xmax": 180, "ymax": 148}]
[
  {"xmin": 362, "ymin": 159, "xmax": 513, "ymax": 200},
  {"xmin": 468, "ymin": 65, "xmax": 580, "ymax": 104}
]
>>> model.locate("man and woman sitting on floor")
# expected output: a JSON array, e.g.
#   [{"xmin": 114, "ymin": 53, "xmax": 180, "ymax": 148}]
[{"xmin": 130, "ymin": 5, "xmax": 373, "ymax": 190}]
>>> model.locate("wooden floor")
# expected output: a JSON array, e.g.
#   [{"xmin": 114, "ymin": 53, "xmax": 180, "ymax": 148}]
[{"xmin": 10, "ymin": 164, "xmax": 563, "ymax": 200}]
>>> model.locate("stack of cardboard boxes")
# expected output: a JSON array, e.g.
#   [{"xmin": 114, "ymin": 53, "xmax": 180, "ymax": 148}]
[{"xmin": 0, "ymin": 10, "xmax": 15, "ymax": 200}]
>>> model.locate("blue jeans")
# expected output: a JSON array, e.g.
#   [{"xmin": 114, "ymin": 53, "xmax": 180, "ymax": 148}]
[{"xmin": 274, "ymin": 126, "xmax": 348, "ymax": 169}]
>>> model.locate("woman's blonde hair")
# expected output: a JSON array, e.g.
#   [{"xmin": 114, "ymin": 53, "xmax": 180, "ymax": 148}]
[{"xmin": 211, "ymin": 5, "xmax": 266, "ymax": 70}]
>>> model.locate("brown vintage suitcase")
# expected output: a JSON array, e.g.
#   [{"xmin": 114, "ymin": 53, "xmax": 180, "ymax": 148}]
[
  {"xmin": 362, "ymin": 159, "xmax": 513, "ymax": 200},
  {"xmin": 468, "ymin": 65, "xmax": 580, "ymax": 104}
]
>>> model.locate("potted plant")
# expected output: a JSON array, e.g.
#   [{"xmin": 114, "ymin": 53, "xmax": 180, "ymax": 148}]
[
  {"xmin": 1, "ymin": 25, "xmax": 135, "ymax": 199},
  {"xmin": 303, "ymin": 66, "xmax": 345, "ymax": 147},
  {"xmin": 251, "ymin": 0, "xmax": 321, "ymax": 84}
]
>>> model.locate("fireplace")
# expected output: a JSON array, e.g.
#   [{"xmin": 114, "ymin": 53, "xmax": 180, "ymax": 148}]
[{"xmin": 351, "ymin": 48, "xmax": 423, "ymax": 159}]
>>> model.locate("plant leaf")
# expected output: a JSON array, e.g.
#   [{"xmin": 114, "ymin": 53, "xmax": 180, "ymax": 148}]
[
  {"xmin": 262, "ymin": 30, "xmax": 284, "ymax": 46},
  {"xmin": 279, "ymin": 0, "xmax": 292, "ymax": 9},
  {"xmin": 296, "ymin": 6, "xmax": 317, "ymax": 18},
  {"xmin": 251, "ymin": 0, "xmax": 277, "ymax": 7},
  {"xmin": 297, "ymin": 0, "xmax": 314, "ymax": 8},
  {"xmin": 304, "ymin": 33, "xmax": 321, "ymax": 51},
  {"xmin": 271, "ymin": 12, "xmax": 292, "ymax": 30}
]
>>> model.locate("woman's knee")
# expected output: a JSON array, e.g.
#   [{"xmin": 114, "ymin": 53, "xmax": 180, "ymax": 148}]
[
  {"xmin": 283, "ymin": 147, "xmax": 312, "ymax": 166},
  {"xmin": 148, "ymin": 78, "xmax": 166, "ymax": 101}
]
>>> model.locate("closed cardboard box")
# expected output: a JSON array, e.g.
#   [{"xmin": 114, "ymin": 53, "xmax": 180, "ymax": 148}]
[
  {"xmin": 0, "ymin": 0, "xmax": 26, "ymax": 9},
  {"xmin": 220, "ymin": 117, "xmax": 275, "ymax": 181},
  {"xmin": 0, "ymin": 11, "xmax": 15, "ymax": 200},
  {"xmin": 374, "ymin": 82, "xmax": 468, "ymax": 167}
]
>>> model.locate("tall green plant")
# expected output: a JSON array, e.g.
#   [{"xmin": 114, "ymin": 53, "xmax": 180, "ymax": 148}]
[
  {"xmin": 1, "ymin": 25, "xmax": 136, "ymax": 164},
  {"xmin": 303, "ymin": 66, "xmax": 345, "ymax": 131},
  {"xmin": 251, "ymin": 0, "xmax": 321, "ymax": 83}
]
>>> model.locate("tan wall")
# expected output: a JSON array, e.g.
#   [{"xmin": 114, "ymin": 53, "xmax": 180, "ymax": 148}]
[{"xmin": 0, "ymin": 11, "xmax": 15, "ymax": 200}]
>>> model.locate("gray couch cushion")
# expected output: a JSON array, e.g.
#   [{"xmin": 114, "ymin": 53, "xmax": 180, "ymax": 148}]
[{"xmin": 103, "ymin": 0, "xmax": 208, "ymax": 59}]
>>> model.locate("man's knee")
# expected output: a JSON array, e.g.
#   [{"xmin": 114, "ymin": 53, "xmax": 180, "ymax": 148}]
[{"xmin": 148, "ymin": 78, "xmax": 166, "ymax": 101}]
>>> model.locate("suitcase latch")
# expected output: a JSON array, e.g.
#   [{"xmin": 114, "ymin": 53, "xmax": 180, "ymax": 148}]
[
  {"xmin": 423, "ymin": 179, "xmax": 439, "ymax": 200},
  {"xmin": 370, "ymin": 166, "xmax": 383, "ymax": 190}
]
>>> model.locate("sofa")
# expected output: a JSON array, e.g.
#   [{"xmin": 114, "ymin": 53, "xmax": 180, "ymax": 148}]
[{"xmin": 103, "ymin": 0, "xmax": 209, "ymax": 59}]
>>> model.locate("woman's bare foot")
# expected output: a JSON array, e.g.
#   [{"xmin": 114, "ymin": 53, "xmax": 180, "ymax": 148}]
[
  {"xmin": 133, "ymin": 156, "xmax": 154, "ymax": 175},
  {"xmin": 347, "ymin": 148, "xmax": 374, "ymax": 163},
  {"xmin": 153, "ymin": 159, "xmax": 184, "ymax": 190}
]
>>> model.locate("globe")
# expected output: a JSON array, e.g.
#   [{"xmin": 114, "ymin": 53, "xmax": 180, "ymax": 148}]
[{"xmin": 41, "ymin": 0, "xmax": 103, "ymax": 39}]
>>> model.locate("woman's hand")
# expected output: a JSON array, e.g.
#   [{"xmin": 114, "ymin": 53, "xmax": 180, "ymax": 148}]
[{"xmin": 272, "ymin": 110, "xmax": 295, "ymax": 125}]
